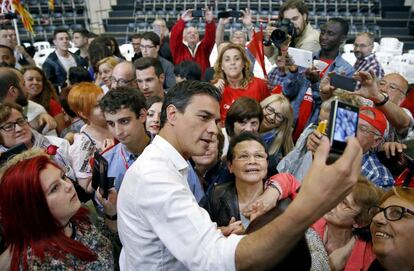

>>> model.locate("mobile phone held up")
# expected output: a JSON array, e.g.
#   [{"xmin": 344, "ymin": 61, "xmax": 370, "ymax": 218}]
[
  {"xmin": 217, "ymin": 11, "xmax": 243, "ymax": 19},
  {"xmin": 330, "ymin": 73, "xmax": 357, "ymax": 92},
  {"xmin": 92, "ymin": 151, "xmax": 114, "ymax": 199},
  {"xmin": 192, "ymin": 9, "xmax": 205, "ymax": 18},
  {"xmin": 327, "ymin": 100, "xmax": 359, "ymax": 162}
]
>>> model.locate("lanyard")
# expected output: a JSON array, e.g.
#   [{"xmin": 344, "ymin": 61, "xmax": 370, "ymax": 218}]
[{"xmin": 120, "ymin": 147, "xmax": 130, "ymax": 170}]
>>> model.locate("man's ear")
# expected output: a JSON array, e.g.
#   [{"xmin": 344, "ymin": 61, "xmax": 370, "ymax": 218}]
[
  {"xmin": 372, "ymin": 137, "xmax": 383, "ymax": 150},
  {"xmin": 139, "ymin": 108, "xmax": 147, "ymax": 123},
  {"xmin": 303, "ymin": 13, "xmax": 308, "ymax": 24},
  {"xmin": 159, "ymin": 73, "xmax": 165, "ymax": 85},
  {"xmin": 165, "ymin": 104, "xmax": 178, "ymax": 125},
  {"xmin": 8, "ymin": 85, "xmax": 17, "ymax": 99}
]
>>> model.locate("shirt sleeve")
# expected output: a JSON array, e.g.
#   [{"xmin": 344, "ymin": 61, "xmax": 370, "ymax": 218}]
[{"xmin": 136, "ymin": 166, "xmax": 244, "ymax": 271}]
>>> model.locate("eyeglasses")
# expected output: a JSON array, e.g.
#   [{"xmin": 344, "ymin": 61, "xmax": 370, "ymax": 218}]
[
  {"xmin": 110, "ymin": 76, "xmax": 135, "ymax": 86},
  {"xmin": 234, "ymin": 152, "xmax": 267, "ymax": 161},
  {"xmin": 0, "ymin": 117, "xmax": 28, "ymax": 132},
  {"xmin": 369, "ymin": 205, "xmax": 414, "ymax": 221},
  {"xmin": 358, "ymin": 124, "xmax": 381, "ymax": 137},
  {"xmin": 264, "ymin": 105, "xmax": 285, "ymax": 122},
  {"xmin": 139, "ymin": 45, "xmax": 156, "ymax": 50},
  {"xmin": 378, "ymin": 80, "xmax": 406, "ymax": 96},
  {"xmin": 353, "ymin": 43, "xmax": 372, "ymax": 49}
]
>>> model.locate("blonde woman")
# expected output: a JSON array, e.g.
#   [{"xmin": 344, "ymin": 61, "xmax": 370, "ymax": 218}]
[
  {"xmin": 96, "ymin": 56, "xmax": 120, "ymax": 93},
  {"xmin": 259, "ymin": 94, "xmax": 294, "ymax": 160}
]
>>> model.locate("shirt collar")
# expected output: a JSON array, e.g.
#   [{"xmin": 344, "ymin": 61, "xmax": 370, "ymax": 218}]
[{"xmin": 152, "ymin": 135, "xmax": 188, "ymax": 172}]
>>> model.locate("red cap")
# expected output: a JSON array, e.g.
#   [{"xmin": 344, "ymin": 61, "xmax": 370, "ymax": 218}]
[{"xmin": 359, "ymin": 106, "xmax": 388, "ymax": 136}]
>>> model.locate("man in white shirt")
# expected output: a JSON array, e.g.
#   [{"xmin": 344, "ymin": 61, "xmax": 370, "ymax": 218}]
[{"xmin": 118, "ymin": 80, "xmax": 363, "ymax": 270}]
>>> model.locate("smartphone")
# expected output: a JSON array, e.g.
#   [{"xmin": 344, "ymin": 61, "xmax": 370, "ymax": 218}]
[
  {"xmin": 192, "ymin": 9, "xmax": 204, "ymax": 18},
  {"xmin": 92, "ymin": 151, "xmax": 114, "ymax": 199},
  {"xmin": 327, "ymin": 100, "xmax": 359, "ymax": 155},
  {"xmin": 287, "ymin": 47, "xmax": 313, "ymax": 68},
  {"xmin": 330, "ymin": 73, "xmax": 357, "ymax": 92},
  {"xmin": 218, "ymin": 11, "xmax": 243, "ymax": 19}
]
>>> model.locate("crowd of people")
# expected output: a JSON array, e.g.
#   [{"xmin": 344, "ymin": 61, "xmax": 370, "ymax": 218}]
[{"xmin": 0, "ymin": 0, "xmax": 414, "ymax": 270}]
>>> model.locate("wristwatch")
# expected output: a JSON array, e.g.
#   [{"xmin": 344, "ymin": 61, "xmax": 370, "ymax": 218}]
[{"xmin": 374, "ymin": 92, "xmax": 389, "ymax": 107}]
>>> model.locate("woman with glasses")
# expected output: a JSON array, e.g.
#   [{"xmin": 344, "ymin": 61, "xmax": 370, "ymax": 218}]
[
  {"xmin": 259, "ymin": 94, "xmax": 294, "ymax": 162},
  {"xmin": 0, "ymin": 102, "xmax": 75, "ymax": 179},
  {"xmin": 211, "ymin": 43, "xmax": 269, "ymax": 121},
  {"xmin": 0, "ymin": 150, "xmax": 113, "ymax": 270},
  {"xmin": 368, "ymin": 186, "xmax": 414, "ymax": 271}
]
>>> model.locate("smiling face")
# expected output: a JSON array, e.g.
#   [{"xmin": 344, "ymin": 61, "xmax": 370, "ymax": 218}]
[
  {"xmin": 370, "ymin": 195, "xmax": 414, "ymax": 264},
  {"xmin": 261, "ymin": 102, "xmax": 285, "ymax": 131},
  {"xmin": 40, "ymin": 163, "xmax": 81, "ymax": 226},
  {"xmin": 145, "ymin": 101, "xmax": 162, "ymax": 135},
  {"xmin": 324, "ymin": 193, "xmax": 362, "ymax": 228},
  {"xmin": 221, "ymin": 48, "xmax": 244, "ymax": 80},
  {"xmin": 169, "ymin": 94, "xmax": 220, "ymax": 159},
  {"xmin": 228, "ymin": 140, "xmax": 268, "ymax": 184},
  {"xmin": 98, "ymin": 62, "xmax": 114, "ymax": 88},
  {"xmin": 23, "ymin": 69, "xmax": 43, "ymax": 99},
  {"xmin": 0, "ymin": 108, "xmax": 32, "ymax": 148}
]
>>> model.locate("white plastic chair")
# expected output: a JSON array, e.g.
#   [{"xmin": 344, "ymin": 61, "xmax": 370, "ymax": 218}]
[
  {"xmin": 33, "ymin": 41, "xmax": 51, "ymax": 52},
  {"xmin": 343, "ymin": 44, "xmax": 354, "ymax": 54},
  {"xmin": 33, "ymin": 48, "xmax": 55, "ymax": 68},
  {"xmin": 119, "ymin": 43, "xmax": 134, "ymax": 61},
  {"xmin": 379, "ymin": 37, "xmax": 403, "ymax": 56}
]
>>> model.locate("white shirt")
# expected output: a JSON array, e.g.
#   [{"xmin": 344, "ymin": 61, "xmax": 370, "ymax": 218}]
[
  {"xmin": 56, "ymin": 52, "xmax": 77, "ymax": 74},
  {"xmin": 118, "ymin": 135, "xmax": 243, "ymax": 271}
]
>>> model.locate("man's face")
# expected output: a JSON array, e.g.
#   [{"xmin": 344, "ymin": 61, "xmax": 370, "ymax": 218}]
[
  {"xmin": 169, "ymin": 94, "xmax": 220, "ymax": 159},
  {"xmin": 110, "ymin": 63, "xmax": 136, "ymax": 89},
  {"xmin": 53, "ymin": 32, "xmax": 70, "ymax": 52},
  {"xmin": 378, "ymin": 74, "xmax": 408, "ymax": 105},
  {"xmin": 104, "ymin": 107, "xmax": 146, "ymax": 149},
  {"xmin": 152, "ymin": 20, "xmax": 168, "ymax": 38},
  {"xmin": 184, "ymin": 27, "xmax": 199, "ymax": 45},
  {"xmin": 231, "ymin": 31, "xmax": 247, "ymax": 46},
  {"xmin": 319, "ymin": 21, "xmax": 345, "ymax": 52},
  {"xmin": 0, "ymin": 48, "xmax": 15, "ymax": 67},
  {"xmin": 131, "ymin": 38, "xmax": 141, "ymax": 54},
  {"xmin": 283, "ymin": 8, "xmax": 307, "ymax": 36},
  {"xmin": 72, "ymin": 33, "xmax": 88, "ymax": 48},
  {"xmin": 7, "ymin": 29, "xmax": 17, "ymax": 48},
  {"xmin": 356, "ymin": 116, "xmax": 382, "ymax": 153},
  {"xmin": 0, "ymin": 30, "xmax": 13, "ymax": 48},
  {"xmin": 140, "ymin": 38, "xmax": 159, "ymax": 58},
  {"xmin": 354, "ymin": 35, "xmax": 374, "ymax": 60},
  {"xmin": 136, "ymin": 66, "xmax": 164, "ymax": 98}
]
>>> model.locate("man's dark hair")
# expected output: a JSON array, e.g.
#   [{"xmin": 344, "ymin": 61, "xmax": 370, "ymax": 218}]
[
  {"xmin": 160, "ymin": 80, "xmax": 221, "ymax": 128},
  {"xmin": 68, "ymin": 67, "xmax": 93, "ymax": 84},
  {"xmin": 225, "ymin": 97, "xmax": 263, "ymax": 137},
  {"xmin": 0, "ymin": 68, "xmax": 20, "ymax": 102},
  {"xmin": 279, "ymin": 0, "xmax": 309, "ymax": 22},
  {"xmin": 0, "ymin": 44, "xmax": 14, "ymax": 57},
  {"xmin": 130, "ymin": 33, "xmax": 143, "ymax": 41},
  {"xmin": 73, "ymin": 28, "xmax": 89, "ymax": 38},
  {"xmin": 226, "ymin": 131, "xmax": 268, "ymax": 163},
  {"xmin": 53, "ymin": 28, "xmax": 70, "ymax": 40},
  {"xmin": 87, "ymin": 32, "xmax": 98, "ymax": 39},
  {"xmin": 141, "ymin": 32, "xmax": 160, "ymax": 46},
  {"xmin": 174, "ymin": 60, "xmax": 202, "ymax": 81},
  {"xmin": 134, "ymin": 57, "xmax": 164, "ymax": 77},
  {"xmin": 99, "ymin": 87, "xmax": 146, "ymax": 117},
  {"xmin": 329, "ymin": 17, "xmax": 349, "ymax": 36}
]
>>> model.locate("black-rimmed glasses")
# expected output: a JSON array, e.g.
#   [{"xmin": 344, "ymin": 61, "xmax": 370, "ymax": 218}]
[{"xmin": 368, "ymin": 205, "xmax": 414, "ymax": 221}]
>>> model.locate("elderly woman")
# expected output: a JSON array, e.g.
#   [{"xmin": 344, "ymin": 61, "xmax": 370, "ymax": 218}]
[
  {"xmin": 0, "ymin": 150, "xmax": 113, "ymax": 270},
  {"xmin": 368, "ymin": 186, "xmax": 414, "ymax": 271},
  {"xmin": 212, "ymin": 43, "xmax": 269, "ymax": 121}
]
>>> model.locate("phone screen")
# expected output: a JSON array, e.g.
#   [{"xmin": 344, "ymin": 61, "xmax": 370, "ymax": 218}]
[
  {"xmin": 330, "ymin": 74, "xmax": 357, "ymax": 92},
  {"xmin": 192, "ymin": 10, "xmax": 204, "ymax": 17}
]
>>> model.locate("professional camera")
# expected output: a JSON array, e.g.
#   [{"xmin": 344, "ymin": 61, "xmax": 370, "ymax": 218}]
[{"xmin": 263, "ymin": 19, "xmax": 296, "ymax": 48}]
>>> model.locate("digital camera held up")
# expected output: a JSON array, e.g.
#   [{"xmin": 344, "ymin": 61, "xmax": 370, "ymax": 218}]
[{"xmin": 263, "ymin": 19, "xmax": 296, "ymax": 48}]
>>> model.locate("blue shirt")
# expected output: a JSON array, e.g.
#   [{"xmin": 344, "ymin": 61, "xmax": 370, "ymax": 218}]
[
  {"xmin": 187, "ymin": 161, "xmax": 205, "ymax": 203},
  {"xmin": 362, "ymin": 152, "xmax": 394, "ymax": 188}
]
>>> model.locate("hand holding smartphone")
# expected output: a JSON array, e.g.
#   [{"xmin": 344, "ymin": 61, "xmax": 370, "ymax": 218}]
[
  {"xmin": 330, "ymin": 73, "xmax": 357, "ymax": 92},
  {"xmin": 192, "ymin": 9, "xmax": 205, "ymax": 18}
]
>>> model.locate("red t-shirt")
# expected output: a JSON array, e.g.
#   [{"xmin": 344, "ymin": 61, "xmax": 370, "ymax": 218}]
[
  {"xmin": 49, "ymin": 98, "xmax": 63, "ymax": 117},
  {"xmin": 220, "ymin": 77, "xmax": 270, "ymax": 121}
]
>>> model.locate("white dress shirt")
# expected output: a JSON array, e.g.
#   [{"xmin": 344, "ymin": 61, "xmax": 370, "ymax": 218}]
[{"xmin": 118, "ymin": 135, "xmax": 244, "ymax": 270}]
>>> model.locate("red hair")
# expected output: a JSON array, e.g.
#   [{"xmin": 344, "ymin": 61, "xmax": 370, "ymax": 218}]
[{"xmin": 0, "ymin": 156, "xmax": 97, "ymax": 270}]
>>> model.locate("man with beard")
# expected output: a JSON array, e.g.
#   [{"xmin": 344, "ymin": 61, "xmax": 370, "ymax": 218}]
[
  {"xmin": 279, "ymin": 0, "xmax": 320, "ymax": 53},
  {"xmin": 0, "ymin": 67, "xmax": 57, "ymax": 134},
  {"xmin": 353, "ymin": 32, "xmax": 384, "ymax": 78},
  {"xmin": 0, "ymin": 45, "xmax": 16, "ymax": 68}
]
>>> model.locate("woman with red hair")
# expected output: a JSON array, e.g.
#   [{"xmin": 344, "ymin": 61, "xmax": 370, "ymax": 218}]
[{"xmin": 0, "ymin": 150, "xmax": 113, "ymax": 270}]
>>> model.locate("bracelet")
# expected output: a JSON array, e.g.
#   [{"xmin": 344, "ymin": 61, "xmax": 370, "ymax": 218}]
[
  {"xmin": 104, "ymin": 213, "xmax": 117, "ymax": 220},
  {"xmin": 374, "ymin": 92, "xmax": 389, "ymax": 107}
]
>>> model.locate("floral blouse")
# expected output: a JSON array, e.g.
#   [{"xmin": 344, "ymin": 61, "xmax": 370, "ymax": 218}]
[{"xmin": 23, "ymin": 221, "xmax": 114, "ymax": 270}]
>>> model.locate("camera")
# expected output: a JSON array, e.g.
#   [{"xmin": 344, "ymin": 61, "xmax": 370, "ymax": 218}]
[{"xmin": 263, "ymin": 19, "xmax": 296, "ymax": 48}]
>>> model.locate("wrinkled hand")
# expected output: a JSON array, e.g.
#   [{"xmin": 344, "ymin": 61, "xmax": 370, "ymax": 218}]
[
  {"xmin": 38, "ymin": 113, "xmax": 57, "ymax": 131},
  {"xmin": 214, "ymin": 79, "xmax": 226, "ymax": 94},
  {"xmin": 241, "ymin": 8, "xmax": 253, "ymax": 28},
  {"xmin": 329, "ymin": 237, "xmax": 356, "ymax": 271},
  {"xmin": 305, "ymin": 66, "xmax": 320, "ymax": 84},
  {"xmin": 352, "ymin": 70, "xmax": 382, "ymax": 102},
  {"xmin": 307, "ymin": 130, "xmax": 323, "ymax": 153},
  {"xmin": 96, "ymin": 187, "xmax": 118, "ymax": 217},
  {"xmin": 181, "ymin": 9, "xmax": 193, "ymax": 22},
  {"xmin": 320, "ymin": 73, "xmax": 336, "ymax": 100},
  {"xmin": 220, "ymin": 217, "xmax": 245, "ymax": 236},
  {"xmin": 382, "ymin": 141, "xmax": 407, "ymax": 159},
  {"xmin": 243, "ymin": 187, "xmax": 280, "ymax": 219},
  {"xmin": 205, "ymin": 6, "xmax": 214, "ymax": 23}
]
